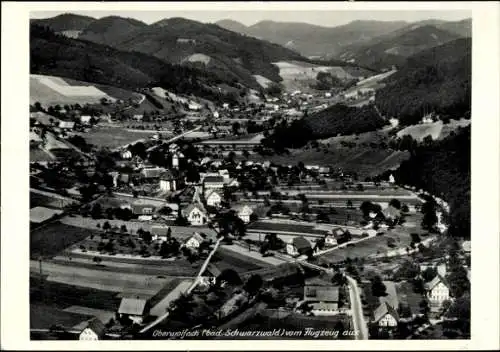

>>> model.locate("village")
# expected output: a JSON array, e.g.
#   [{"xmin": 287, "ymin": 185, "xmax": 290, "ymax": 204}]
[{"xmin": 29, "ymin": 83, "xmax": 471, "ymax": 341}]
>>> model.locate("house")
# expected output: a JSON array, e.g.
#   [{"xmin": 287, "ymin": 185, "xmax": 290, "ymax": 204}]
[
  {"xmin": 303, "ymin": 276, "xmax": 340, "ymax": 315},
  {"xmin": 286, "ymin": 236, "xmax": 312, "ymax": 257},
  {"xmin": 231, "ymin": 204, "xmax": 254, "ymax": 223},
  {"xmin": 218, "ymin": 169, "xmax": 230, "ymax": 181},
  {"xmin": 203, "ymin": 175, "xmax": 225, "ymax": 189},
  {"xmin": 131, "ymin": 204, "xmax": 156, "ymax": 221},
  {"xmin": 172, "ymin": 152, "xmax": 184, "ymax": 168},
  {"xmin": 80, "ymin": 115, "xmax": 92, "ymax": 125},
  {"xmin": 79, "ymin": 317, "xmax": 106, "ymax": 340},
  {"xmin": 141, "ymin": 167, "xmax": 165, "ymax": 180},
  {"xmin": 184, "ymin": 232, "xmax": 206, "ymax": 249},
  {"xmin": 182, "ymin": 203, "xmax": 208, "ymax": 226},
  {"xmin": 151, "ymin": 226, "xmax": 170, "ymax": 241},
  {"xmin": 59, "ymin": 120, "xmax": 75, "ymax": 130},
  {"xmin": 205, "ymin": 189, "xmax": 222, "ymax": 207},
  {"xmin": 324, "ymin": 233, "xmax": 338, "ymax": 247},
  {"xmin": 133, "ymin": 114, "xmax": 143, "ymax": 121},
  {"xmin": 462, "ymin": 240, "xmax": 471, "ymax": 253},
  {"xmin": 117, "ymin": 297, "xmax": 150, "ymax": 325},
  {"xmin": 383, "ymin": 206, "xmax": 401, "ymax": 222},
  {"xmin": 169, "ymin": 143, "xmax": 180, "ymax": 153},
  {"xmin": 188, "ymin": 102, "xmax": 202, "ymax": 111},
  {"xmin": 159, "ymin": 170, "xmax": 177, "ymax": 192},
  {"xmin": 30, "ymin": 206, "xmax": 63, "ymax": 224},
  {"xmin": 424, "ymin": 275, "xmax": 450, "ymax": 306},
  {"xmin": 373, "ymin": 302, "xmax": 399, "ymax": 327},
  {"xmin": 121, "ymin": 150, "xmax": 132, "ymax": 159},
  {"xmin": 219, "ymin": 292, "xmax": 249, "ymax": 318},
  {"xmin": 226, "ymin": 178, "xmax": 240, "ymax": 188},
  {"xmin": 389, "ymin": 174, "xmax": 395, "ymax": 183}
]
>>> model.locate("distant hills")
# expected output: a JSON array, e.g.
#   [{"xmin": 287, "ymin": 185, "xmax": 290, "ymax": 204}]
[
  {"xmin": 337, "ymin": 24, "xmax": 464, "ymax": 70},
  {"xmin": 215, "ymin": 19, "xmax": 409, "ymax": 58},
  {"xmin": 31, "ymin": 15, "xmax": 317, "ymax": 89},
  {"xmin": 215, "ymin": 18, "xmax": 471, "ymax": 71},
  {"xmin": 31, "ymin": 13, "xmax": 95, "ymax": 32}
]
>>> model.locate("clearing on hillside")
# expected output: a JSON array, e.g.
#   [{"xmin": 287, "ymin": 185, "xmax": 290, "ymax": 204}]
[{"xmin": 396, "ymin": 119, "xmax": 470, "ymax": 141}]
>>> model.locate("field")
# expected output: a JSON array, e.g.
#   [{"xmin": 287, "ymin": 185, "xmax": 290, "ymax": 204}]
[
  {"xmin": 248, "ymin": 221, "xmax": 329, "ymax": 236},
  {"xmin": 31, "ymin": 260, "xmax": 177, "ymax": 296},
  {"xmin": 211, "ymin": 247, "xmax": 270, "ymax": 274},
  {"xmin": 75, "ymin": 126, "xmax": 155, "ymax": 149},
  {"xmin": 273, "ymin": 60, "xmax": 354, "ymax": 92},
  {"xmin": 249, "ymin": 147, "xmax": 410, "ymax": 179},
  {"xmin": 397, "ymin": 119, "xmax": 471, "ymax": 141},
  {"xmin": 30, "ymin": 74, "xmax": 114, "ymax": 106},
  {"xmin": 253, "ymin": 74, "xmax": 273, "ymax": 88},
  {"xmin": 30, "ymin": 304, "xmax": 90, "ymax": 330},
  {"xmin": 30, "ymin": 222, "xmax": 98, "ymax": 259},
  {"xmin": 30, "ymin": 276, "xmax": 120, "ymax": 311},
  {"xmin": 318, "ymin": 229, "xmax": 415, "ymax": 264},
  {"xmin": 30, "ymin": 147, "xmax": 55, "ymax": 162}
]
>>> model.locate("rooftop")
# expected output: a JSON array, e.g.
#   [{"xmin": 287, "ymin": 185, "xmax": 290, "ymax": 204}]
[
  {"xmin": 118, "ymin": 297, "xmax": 148, "ymax": 316},
  {"xmin": 30, "ymin": 206, "xmax": 63, "ymax": 223}
]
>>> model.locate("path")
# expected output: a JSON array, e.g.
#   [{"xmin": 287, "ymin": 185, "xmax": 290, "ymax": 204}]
[
  {"xmin": 346, "ymin": 275, "xmax": 369, "ymax": 340},
  {"xmin": 139, "ymin": 237, "xmax": 223, "ymax": 334}
]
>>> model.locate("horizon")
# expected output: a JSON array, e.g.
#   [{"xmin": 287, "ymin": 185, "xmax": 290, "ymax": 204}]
[{"xmin": 30, "ymin": 10, "xmax": 471, "ymax": 28}]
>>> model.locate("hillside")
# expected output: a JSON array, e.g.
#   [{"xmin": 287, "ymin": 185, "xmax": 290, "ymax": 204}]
[
  {"xmin": 31, "ymin": 13, "xmax": 95, "ymax": 32},
  {"xmin": 216, "ymin": 19, "xmax": 409, "ymax": 58},
  {"xmin": 338, "ymin": 25, "xmax": 461, "ymax": 70},
  {"xmin": 30, "ymin": 25, "xmax": 243, "ymax": 104},
  {"xmin": 392, "ymin": 125, "xmax": 470, "ymax": 239},
  {"xmin": 78, "ymin": 16, "xmax": 148, "ymax": 44},
  {"xmin": 376, "ymin": 38, "xmax": 471, "ymax": 126},
  {"xmin": 436, "ymin": 18, "xmax": 472, "ymax": 37},
  {"xmin": 75, "ymin": 17, "xmax": 307, "ymax": 89},
  {"xmin": 305, "ymin": 104, "xmax": 388, "ymax": 138}
]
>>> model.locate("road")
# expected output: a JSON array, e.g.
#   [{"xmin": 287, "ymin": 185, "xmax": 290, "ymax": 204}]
[
  {"xmin": 346, "ymin": 275, "xmax": 369, "ymax": 340},
  {"xmin": 139, "ymin": 237, "xmax": 223, "ymax": 334},
  {"xmin": 146, "ymin": 126, "xmax": 202, "ymax": 153}
]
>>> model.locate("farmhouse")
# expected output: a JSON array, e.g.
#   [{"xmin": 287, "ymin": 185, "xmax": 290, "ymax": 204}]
[
  {"xmin": 78, "ymin": 317, "xmax": 106, "ymax": 340},
  {"xmin": 117, "ymin": 297, "xmax": 150, "ymax": 325},
  {"xmin": 229, "ymin": 204, "xmax": 253, "ymax": 224},
  {"xmin": 204, "ymin": 189, "xmax": 222, "ymax": 207},
  {"xmin": 373, "ymin": 302, "xmax": 399, "ymax": 327},
  {"xmin": 133, "ymin": 114, "xmax": 143, "ymax": 121},
  {"xmin": 424, "ymin": 275, "xmax": 450, "ymax": 307},
  {"xmin": 184, "ymin": 232, "xmax": 206, "ymax": 249},
  {"xmin": 303, "ymin": 276, "xmax": 340, "ymax": 315},
  {"xmin": 286, "ymin": 236, "xmax": 312, "ymax": 257},
  {"xmin": 182, "ymin": 203, "xmax": 208, "ymax": 226}
]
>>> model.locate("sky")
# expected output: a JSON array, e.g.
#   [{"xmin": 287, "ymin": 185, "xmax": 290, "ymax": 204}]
[{"xmin": 30, "ymin": 9, "xmax": 471, "ymax": 27}]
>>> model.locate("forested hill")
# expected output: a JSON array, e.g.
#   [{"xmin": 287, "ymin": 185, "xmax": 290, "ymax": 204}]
[
  {"xmin": 30, "ymin": 25, "xmax": 243, "ymax": 103},
  {"xmin": 376, "ymin": 38, "xmax": 471, "ymax": 126},
  {"xmin": 393, "ymin": 125, "xmax": 470, "ymax": 239}
]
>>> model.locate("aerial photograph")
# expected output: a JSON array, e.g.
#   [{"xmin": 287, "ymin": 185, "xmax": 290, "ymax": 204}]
[{"xmin": 28, "ymin": 6, "xmax": 471, "ymax": 341}]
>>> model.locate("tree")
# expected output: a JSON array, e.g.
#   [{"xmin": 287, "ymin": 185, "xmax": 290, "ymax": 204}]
[
  {"xmin": 90, "ymin": 203, "xmax": 102, "ymax": 219},
  {"xmin": 371, "ymin": 275, "xmax": 387, "ymax": 297},
  {"xmin": 389, "ymin": 199, "xmax": 401, "ymax": 210},
  {"xmin": 419, "ymin": 299, "xmax": 430, "ymax": 318},
  {"xmin": 120, "ymin": 225, "xmax": 128, "ymax": 234},
  {"xmin": 346, "ymin": 200, "xmax": 353, "ymax": 208},
  {"xmin": 232, "ymin": 122, "xmax": 241, "ymax": 135},
  {"xmin": 216, "ymin": 269, "xmax": 242, "ymax": 286},
  {"xmin": 244, "ymin": 274, "xmax": 263, "ymax": 296},
  {"xmin": 102, "ymin": 221, "xmax": 111, "ymax": 231}
]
